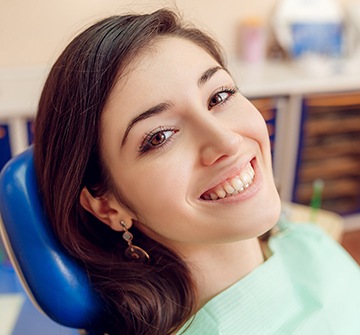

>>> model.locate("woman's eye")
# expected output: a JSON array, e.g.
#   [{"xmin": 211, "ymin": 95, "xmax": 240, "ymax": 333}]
[
  {"xmin": 139, "ymin": 128, "xmax": 178, "ymax": 154},
  {"xmin": 150, "ymin": 131, "xmax": 170, "ymax": 146},
  {"xmin": 208, "ymin": 87, "xmax": 237, "ymax": 109}
]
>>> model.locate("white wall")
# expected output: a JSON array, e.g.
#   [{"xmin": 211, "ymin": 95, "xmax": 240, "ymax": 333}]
[
  {"xmin": 0, "ymin": 0, "xmax": 356, "ymax": 67},
  {"xmin": 0, "ymin": 0, "xmax": 279, "ymax": 67}
]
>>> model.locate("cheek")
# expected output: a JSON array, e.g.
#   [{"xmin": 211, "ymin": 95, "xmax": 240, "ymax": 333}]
[
  {"xmin": 239, "ymin": 108, "xmax": 271, "ymax": 150},
  {"xmin": 234, "ymin": 99, "xmax": 270, "ymax": 143},
  {"xmin": 259, "ymin": 118, "xmax": 273, "ymax": 153},
  {"xmin": 118, "ymin": 162, "xmax": 196, "ymax": 242},
  {"xmin": 116, "ymin": 155, "xmax": 192, "ymax": 218},
  {"xmin": 240, "ymin": 109, "xmax": 273, "ymax": 170}
]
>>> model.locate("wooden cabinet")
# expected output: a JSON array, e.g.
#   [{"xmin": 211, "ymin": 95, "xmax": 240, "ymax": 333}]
[{"xmin": 293, "ymin": 91, "xmax": 360, "ymax": 215}]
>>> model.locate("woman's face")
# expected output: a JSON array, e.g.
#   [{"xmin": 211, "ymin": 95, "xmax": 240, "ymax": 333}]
[{"xmin": 101, "ymin": 37, "xmax": 281, "ymax": 252}]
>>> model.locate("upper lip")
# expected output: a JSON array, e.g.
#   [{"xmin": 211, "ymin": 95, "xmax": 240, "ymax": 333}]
[{"xmin": 198, "ymin": 156, "xmax": 255, "ymax": 198}]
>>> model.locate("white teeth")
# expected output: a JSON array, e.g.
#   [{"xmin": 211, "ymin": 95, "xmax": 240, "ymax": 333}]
[
  {"xmin": 230, "ymin": 177, "xmax": 244, "ymax": 191},
  {"xmin": 210, "ymin": 193, "xmax": 218, "ymax": 200},
  {"xmin": 214, "ymin": 187, "xmax": 227, "ymax": 199},
  {"xmin": 223, "ymin": 182, "xmax": 235, "ymax": 194},
  {"xmin": 248, "ymin": 164, "xmax": 255, "ymax": 178},
  {"xmin": 240, "ymin": 171, "xmax": 252, "ymax": 187},
  {"xmin": 202, "ymin": 162, "xmax": 255, "ymax": 201}
]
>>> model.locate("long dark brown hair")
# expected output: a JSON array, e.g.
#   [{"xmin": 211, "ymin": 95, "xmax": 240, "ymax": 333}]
[{"xmin": 34, "ymin": 9, "xmax": 225, "ymax": 335}]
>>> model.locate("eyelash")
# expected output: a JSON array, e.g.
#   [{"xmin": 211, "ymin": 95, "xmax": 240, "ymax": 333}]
[
  {"xmin": 208, "ymin": 86, "xmax": 238, "ymax": 110},
  {"xmin": 139, "ymin": 126, "xmax": 178, "ymax": 154},
  {"xmin": 138, "ymin": 86, "xmax": 238, "ymax": 154}
]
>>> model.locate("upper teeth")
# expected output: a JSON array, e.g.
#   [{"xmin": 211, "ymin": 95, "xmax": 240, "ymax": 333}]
[{"xmin": 202, "ymin": 163, "xmax": 255, "ymax": 200}]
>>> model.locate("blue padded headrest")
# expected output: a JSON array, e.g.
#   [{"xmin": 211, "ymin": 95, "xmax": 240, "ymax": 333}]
[{"xmin": 0, "ymin": 146, "xmax": 104, "ymax": 329}]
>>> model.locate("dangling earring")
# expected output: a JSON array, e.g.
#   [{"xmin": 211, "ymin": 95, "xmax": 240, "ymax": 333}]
[{"xmin": 120, "ymin": 221, "xmax": 150, "ymax": 262}]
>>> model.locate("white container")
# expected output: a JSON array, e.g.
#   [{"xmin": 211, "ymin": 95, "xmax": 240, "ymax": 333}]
[{"xmin": 273, "ymin": 0, "xmax": 344, "ymax": 58}]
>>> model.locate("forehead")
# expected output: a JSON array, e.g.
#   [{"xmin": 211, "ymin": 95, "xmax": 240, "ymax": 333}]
[
  {"xmin": 104, "ymin": 37, "xmax": 220, "ymax": 114},
  {"xmin": 114, "ymin": 37, "xmax": 219, "ymax": 91}
]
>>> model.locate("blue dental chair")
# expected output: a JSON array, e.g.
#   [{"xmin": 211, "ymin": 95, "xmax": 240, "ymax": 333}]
[{"xmin": 0, "ymin": 146, "xmax": 105, "ymax": 334}]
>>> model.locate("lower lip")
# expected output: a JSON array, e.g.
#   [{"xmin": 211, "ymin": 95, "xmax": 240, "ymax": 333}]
[{"xmin": 200, "ymin": 159, "xmax": 262, "ymax": 204}]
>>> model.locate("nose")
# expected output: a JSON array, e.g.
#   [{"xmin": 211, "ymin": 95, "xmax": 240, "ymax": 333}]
[{"xmin": 197, "ymin": 116, "xmax": 243, "ymax": 166}]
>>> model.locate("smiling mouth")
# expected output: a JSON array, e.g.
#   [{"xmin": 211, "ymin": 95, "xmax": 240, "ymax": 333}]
[{"xmin": 200, "ymin": 161, "xmax": 255, "ymax": 200}]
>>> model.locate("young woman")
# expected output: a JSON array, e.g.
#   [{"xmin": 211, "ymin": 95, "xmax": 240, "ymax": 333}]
[{"xmin": 34, "ymin": 9, "xmax": 360, "ymax": 335}]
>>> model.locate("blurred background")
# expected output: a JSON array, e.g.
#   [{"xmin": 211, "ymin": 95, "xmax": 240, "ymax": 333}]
[
  {"xmin": 0, "ymin": 0, "xmax": 360, "ymax": 332},
  {"xmin": 0, "ymin": 0, "xmax": 359, "ymax": 67},
  {"xmin": 1, "ymin": 1, "xmax": 360, "ymax": 231},
  {"xmin": 3, "ymin": 0, "xmax": 360, "ymax": 217}
]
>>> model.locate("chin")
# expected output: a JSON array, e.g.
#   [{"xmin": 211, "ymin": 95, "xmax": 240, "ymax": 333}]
[
  {"xmin": 242, "ymin": 189, "xmax": 281, "ymax": 239},
  {"xmin": 258, "ymin": 193, "xmax": 282, "ymax": 236}
]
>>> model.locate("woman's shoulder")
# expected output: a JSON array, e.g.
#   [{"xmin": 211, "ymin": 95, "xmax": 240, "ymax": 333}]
[
  {"xmin": 269, "ymin": 220, "xmax": 360, "ymax": 286},
  {"xmin": 267, "ymin": 221, "xmax": 360, "ymax": 334},
  {"xmin": 270, "ymin": 221, "xmax": 353, "ymax": 262}
]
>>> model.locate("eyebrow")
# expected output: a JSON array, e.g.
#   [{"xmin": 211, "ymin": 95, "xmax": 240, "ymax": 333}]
[
  {"xmin": 121, "ymin": 65, "xmax": 225, "ymax": 146},
  {"xmin": 121, "ymin": 102, "xmax": 172, "ymax": 146},
  {"xmin": 198, "ymin": 66, "xmax": 223, "ymax": 87}
]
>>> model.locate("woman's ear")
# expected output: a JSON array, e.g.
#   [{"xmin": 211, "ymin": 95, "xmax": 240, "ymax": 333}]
[{"xmin": 79, "ymin": 187, "xmax": 131, "ymax": 231}]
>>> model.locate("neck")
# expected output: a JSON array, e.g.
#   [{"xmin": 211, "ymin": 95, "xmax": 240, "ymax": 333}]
[{"xmin": 180, "ymin": 238, "xmax": 265, "ymax": 309}]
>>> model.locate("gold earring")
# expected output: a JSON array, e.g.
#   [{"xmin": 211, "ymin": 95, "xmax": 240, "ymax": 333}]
[{"xmin": 120, "ymin": 221, "xmax": 150, "ymax": 262}]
